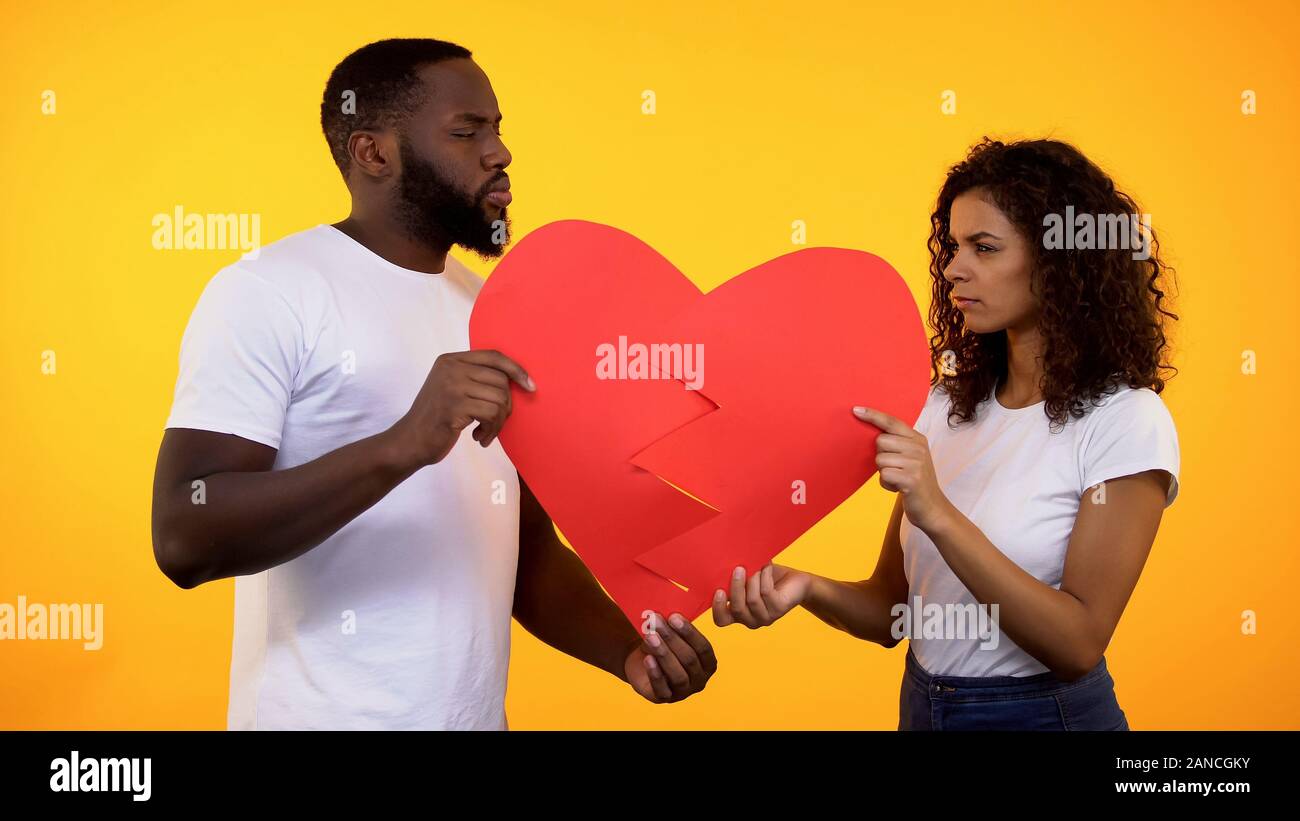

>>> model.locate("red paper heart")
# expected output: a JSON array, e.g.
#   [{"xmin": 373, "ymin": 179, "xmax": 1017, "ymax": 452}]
[{"xmin": 470, "ymin": 220, "xmax": 930, "ymax": 626}]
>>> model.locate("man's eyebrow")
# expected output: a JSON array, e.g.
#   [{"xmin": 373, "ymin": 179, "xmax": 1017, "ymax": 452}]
[{"xmin": 449, "ymin": 112, "xmax": 502, "ymax": 125}]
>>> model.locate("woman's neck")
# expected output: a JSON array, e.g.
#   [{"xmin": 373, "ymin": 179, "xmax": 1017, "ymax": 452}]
[{"xmin": 998, "ymin": 325, "xmax": 1046, "ymax": 408}]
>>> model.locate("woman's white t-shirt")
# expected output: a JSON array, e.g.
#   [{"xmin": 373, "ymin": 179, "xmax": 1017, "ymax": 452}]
[{"xmin": 899, "ymin": 383, "xmax": 1180, "ymax": 678}]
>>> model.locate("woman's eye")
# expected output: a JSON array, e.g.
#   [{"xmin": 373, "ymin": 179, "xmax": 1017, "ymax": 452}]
[{"xmin": 976, "ymin": 244, "xmax": 995, "ymax": 253}]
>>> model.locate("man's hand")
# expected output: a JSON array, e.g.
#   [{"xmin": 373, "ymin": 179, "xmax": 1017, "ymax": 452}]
[
  {"xmin": 623, "ymin": 612, "xmax": 717, "ymax": 703},
  {"xmin": 389, "ymin": 349, "xmax": 534, "ymax": 466}
]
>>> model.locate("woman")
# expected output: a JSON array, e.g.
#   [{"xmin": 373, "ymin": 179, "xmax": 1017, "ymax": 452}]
[{"xmin": 715, "ymin": 138, "xmax": 1180, "ymax": 730}]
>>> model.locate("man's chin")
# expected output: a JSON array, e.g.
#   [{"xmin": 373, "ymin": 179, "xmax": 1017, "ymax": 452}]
[
  {"xmin": 458, "ymin": 211, "xmax": 510, "ymax": 259},
  {"xmin": 459, "ymin": 242, "xmax": 508, "ymax": 260},
  {"xmin": 458, "ymin": 234, "xmax": 509, "ymax": 260}
]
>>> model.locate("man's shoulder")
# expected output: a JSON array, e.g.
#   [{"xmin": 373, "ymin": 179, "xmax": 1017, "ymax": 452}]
[
  {"xmin": 199, "ymin": 225, "xmax": 344, "ymax": 313},
  {"xmin": 442, "ymin": 254, "xmax": 488, "ymax": 299},
  {"xmin": 230, "ymin": 224, "xmax": 337, "ymax": 282}
]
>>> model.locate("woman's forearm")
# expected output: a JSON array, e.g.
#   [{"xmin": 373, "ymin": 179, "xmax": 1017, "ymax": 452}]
[
  {"xmin": 801, "ymin": 574, "xmax": 904, "ymax": 647},
  {"xmin": 924, "ymin": 505, "xmax": 1103, "ymax": 679}
]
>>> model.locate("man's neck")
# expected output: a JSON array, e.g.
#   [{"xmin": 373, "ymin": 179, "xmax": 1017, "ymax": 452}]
[{"xmin": 331, "ymin": 214, "xmax": 451, "ymax": 275}]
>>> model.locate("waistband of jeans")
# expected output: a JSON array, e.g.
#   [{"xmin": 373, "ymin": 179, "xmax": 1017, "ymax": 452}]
[{"xmin": 905, "ymin": 644, "xmax": 1109, "ymax": 695}]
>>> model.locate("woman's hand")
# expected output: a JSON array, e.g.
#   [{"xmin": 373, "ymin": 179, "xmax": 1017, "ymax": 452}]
[
  {"xmin": 853, "ymin": 405, "xmax": 956, "ymax": 535},
  {"xmin": 712, "ymin": 564, "xmax": 813, "ymax": 628}
]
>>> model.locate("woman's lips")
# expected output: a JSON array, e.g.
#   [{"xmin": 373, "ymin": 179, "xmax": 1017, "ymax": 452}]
[
  {"xmin": 954, "ymin": 297, "xmax": 979, "ymax": 309},
  {"xmin": 486, "ymin": 190, "xmax": 512, "ymax": 208}
]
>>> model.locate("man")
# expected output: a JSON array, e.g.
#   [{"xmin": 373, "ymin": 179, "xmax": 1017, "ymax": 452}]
[{"xmin": 151, "ymin": 38, "xmax": 715, "ymax": 729}]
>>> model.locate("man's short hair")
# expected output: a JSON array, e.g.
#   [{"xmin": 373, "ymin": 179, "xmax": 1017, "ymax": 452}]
[{"xmin": 320, "ymin": 38, "xmax": 472, "ymax": 176}]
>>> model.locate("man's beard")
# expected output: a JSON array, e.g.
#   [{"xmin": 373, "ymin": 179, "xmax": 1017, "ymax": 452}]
[{"xmin": 394, "ymin": 139, "xmax": 510, "ymax": 259}]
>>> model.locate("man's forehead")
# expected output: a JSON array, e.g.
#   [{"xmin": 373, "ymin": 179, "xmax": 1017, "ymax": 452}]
[{"xmin": 414, "ymin": 59, "xmax": 500, "ymax": 121}]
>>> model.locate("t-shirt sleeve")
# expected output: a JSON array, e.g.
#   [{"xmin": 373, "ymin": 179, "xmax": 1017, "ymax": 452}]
[
  {"xmin": 164, "ymin": 265, "xmax": 302, "ymax": 449},
  {"xmin": 1078, "ymin": 389, "xmax": 1180, "ymax": 508},
  {"xmin": 912, "ymin": 383, "xmax": 947, "ymax": 437}
]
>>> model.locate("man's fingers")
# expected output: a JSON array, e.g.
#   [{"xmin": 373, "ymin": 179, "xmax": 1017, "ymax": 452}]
[
  {"xmin": 853, "ymin": 405, "xmax": 912, "ymax": 436},
  {"xmin": 462, "ymin": 381, "xmax": 511, "ymax": 446},
  {"xmin": 668, "ymin": 612, "xmax": 718, "ymax": 675},
  {"xmin": 459, "ymin": 349, "xmax": 535, "ymax": 392},
  {"xmin": 464, "ymin": 363, "xmax": 512, "ymax": 391},
  {"xmin": 459, "ymin": 397, "xmax": 506, "ymax": 444},
  {"xmin": 462, "ymin": 381, "xmax": 511, "ymax": 411},
  {"xmin": 651, "ymin": 614, "xmax": 707, "ymax": 689},
  {"xmin": 643, "ymin": 655, "xmax": 672, "ymax": 701},
  {"xmin": 458, "ymin": 398, "xmax": 503, "ymax": 430},
  {"xmin": 629, "ymin": 673, "xmax": 657, "ymax": 703},
  {"xmin": 642, "ymin": 629, "xmax": 691, "ymax": 694}
]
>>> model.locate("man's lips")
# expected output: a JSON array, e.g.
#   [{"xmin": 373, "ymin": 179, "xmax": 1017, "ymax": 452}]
[{"xmin": 486, "ymin": 190, "xmax": 512, "ymax": 208}]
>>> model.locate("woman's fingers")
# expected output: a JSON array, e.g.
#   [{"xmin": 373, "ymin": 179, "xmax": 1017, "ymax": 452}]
[
  {"xmin": 745, "ymin": 570, "xmax": 772, "ymax": 624},
  {"xmin": 879, "ymin": 467, "xmax": 906, "ymax": 491},
  {"xmin": 714, "ymin": 565, "xmax": 791, "ymax": 627},
  {"xmin": 875, "ymin": 453, "xmax": 912, "ymax": 471},
  {"xmin": 853, "ymin": 406, "xmax": 913, "ymax": 436},
  {"xmin": 728, "ymin": 566, "xmax": 759, "ymax": 627},
  {"xmin": 711, "ymin": 589, "xmax": 734, "ymax": 626},
  {"xmin": 759, "ymin": 564, "xmax": 782, "ymax": 614},
  {"xmin": 875, "ymin": 432, "xmax": 924, "ymax": 454}
]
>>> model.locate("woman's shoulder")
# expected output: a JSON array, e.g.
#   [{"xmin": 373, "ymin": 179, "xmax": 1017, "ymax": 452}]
[
  {"xmin": 914, "ymin": 381, "xmax": 965, "ymax": 437},
  {"xmin": 1084, "ymin": 384, "xmax": 1175, "ymax": 428},
  {"xmin": 1077, "ymin": 383, "xmax": 1181, "ymax": 504}
]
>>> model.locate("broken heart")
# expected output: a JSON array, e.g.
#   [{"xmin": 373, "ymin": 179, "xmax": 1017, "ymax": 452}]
[{"xmin": 469, "ymin": 220, "xmax": 930, "ymax": 625}]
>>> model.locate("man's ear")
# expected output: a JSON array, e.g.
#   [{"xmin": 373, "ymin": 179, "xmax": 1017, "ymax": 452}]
[{"xmin": 346, "ymin": 130, "xmax": 397, "ymax": 180}]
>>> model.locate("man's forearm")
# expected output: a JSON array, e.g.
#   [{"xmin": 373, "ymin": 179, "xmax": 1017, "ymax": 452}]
[
  {"xmin": 512, "ymin": 533, "xmax": 642, "ymax": 680},
  {"xmin": 154, "ymin": 427, "xmax": 419, "ymax": 587}
]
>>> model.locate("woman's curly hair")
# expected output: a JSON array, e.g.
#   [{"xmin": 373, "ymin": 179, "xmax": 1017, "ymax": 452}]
[{"xmin": 927, "ymin": 137, "xmax": 1178, "ymax": 429}]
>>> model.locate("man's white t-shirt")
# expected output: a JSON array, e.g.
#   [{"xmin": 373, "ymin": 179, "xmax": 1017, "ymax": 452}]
[
  {"xmin": 899, "ymin": 383, "xmax": 1180, "ymax": 678},
  {"xmin": 165, "ymin": 224, "xmax": 520, "ymax": 730}
]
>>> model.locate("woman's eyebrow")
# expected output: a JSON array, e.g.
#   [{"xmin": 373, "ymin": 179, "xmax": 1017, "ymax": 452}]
[{"xmin": 954, "ymin": 230, "xmax": 1002, "ymax": 243}]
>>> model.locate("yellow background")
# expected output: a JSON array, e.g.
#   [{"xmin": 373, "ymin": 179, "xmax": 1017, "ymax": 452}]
[{"xmin": 2, "ymin": 0, "xmax": 1296, "ymax": 729}]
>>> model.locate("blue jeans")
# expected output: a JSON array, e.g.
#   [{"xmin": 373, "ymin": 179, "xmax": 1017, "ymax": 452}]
[{"xmin": 899, "ymin": 646, "xmax": 1130, "ymax": 731}]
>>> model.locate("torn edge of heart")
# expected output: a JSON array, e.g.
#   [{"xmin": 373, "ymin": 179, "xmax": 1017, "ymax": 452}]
[{"xmin": 622, "ymin": 380, "xmax": 729, "ymax": 595}]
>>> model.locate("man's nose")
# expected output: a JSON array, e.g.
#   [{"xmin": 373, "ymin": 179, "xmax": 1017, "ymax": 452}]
[{"xmin": 484, "ymin": 135, "xmax": 512, "ymax": 171}]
